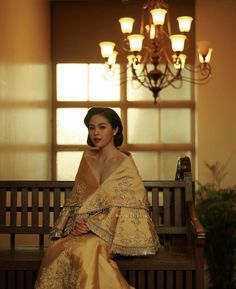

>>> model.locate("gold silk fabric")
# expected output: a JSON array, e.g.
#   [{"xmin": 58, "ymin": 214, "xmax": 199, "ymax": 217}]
[
  {"xmin": 50, "ymin": 149, "xmax": 159, "ymax": 255},
  {"xmin": 35, "ymin": 234, "xmax": 136, "ymax": 289},
  {"xmin": 35, "ymin": 149, "xmax": 159, "ymax": 289}
]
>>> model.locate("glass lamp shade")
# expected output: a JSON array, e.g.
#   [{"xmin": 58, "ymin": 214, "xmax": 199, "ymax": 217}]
[
  {"xmin": 149, "ymin": 24, "xmax": 156, "ymax": 39},
  {"xmin": 107, "ymin": 50, "xmax": 118, "ymax": 66},
  {"xmin": 198, "ymin": 47, "xmax": 213, "ymax": 63},
  {"xmin": 127, "ymin": 54, "xmax": 135, "ymax": 66},
  {"xmin": 170, "ymin": 34, "xmax": 187, "ymax": 52},
  {"xmin": 127, "ymin": 54, "xmax": 142, "ymax": 68},
  {"xmin": 99, "ymin": 41, "xmax": 115, "ymax": 58},
  {"xmin": 119, "ymin": 17, "xmax": 135, "ymax": 34},
  {"xmin": 150, "ymin": 8, "xmax": 167, "ymax": 25},
  {"xmin": 177, "ymin": 16, "xmax": 193, "ymax": 32},
  {"xmin": 172, "ymin": 53, "xmax": 187, "ymax": 69},
  {"xmin": 197, "ymin": 41, "xmax": 211, "ymax": 57},
  {"xmin": 127, "ymin": 34, "xmax": 144, "ymax": 52},
  {"xmin": 145, "ymin": 24, "xmax": 155, "ymax": 39}
]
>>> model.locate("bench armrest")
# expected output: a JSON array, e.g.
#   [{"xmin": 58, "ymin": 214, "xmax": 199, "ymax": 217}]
[{"xmin": 187, "ymin": 201, "xmax": 205, "ymax": 244}]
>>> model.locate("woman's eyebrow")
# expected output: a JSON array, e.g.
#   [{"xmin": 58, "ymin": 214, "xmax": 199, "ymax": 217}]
[{"xmin": 89, "ymin": 122, "xmax": 108, "ymax": 126}]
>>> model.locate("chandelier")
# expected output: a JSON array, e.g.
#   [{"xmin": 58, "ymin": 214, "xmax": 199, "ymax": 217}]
[{"xmin": 98, "ymin": 0, "xmax": 213, "ymax": 103}]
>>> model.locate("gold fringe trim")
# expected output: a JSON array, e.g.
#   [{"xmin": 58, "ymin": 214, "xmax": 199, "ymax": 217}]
[{"xmin": 111, "ymin": 241, "xmax": 160, "ymax": 256}]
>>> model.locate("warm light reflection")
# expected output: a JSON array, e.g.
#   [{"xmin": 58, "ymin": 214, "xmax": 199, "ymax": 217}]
[
  {"xmin": 57, "ymin": 108, "xmax": 88, "ymax": 145},
  {"xmin": 57, "ymin": 64, "xmax": 88, "ymax": 101},
  {"xmin": 57, "ymin": 152, "xmax": 84, "ymax": 180},
  {"xmin": 89, "ymin": 64, "xmax": 121, "ymax": 101},
  {"xmin": 57, "ymin": 64, "xmax": 121, "ymax": 101}
]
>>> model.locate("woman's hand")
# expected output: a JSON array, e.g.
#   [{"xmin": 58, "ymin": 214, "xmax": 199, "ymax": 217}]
[{"xmin": 70, "ymin": 218, "xmax": 90, "ymax": 236}]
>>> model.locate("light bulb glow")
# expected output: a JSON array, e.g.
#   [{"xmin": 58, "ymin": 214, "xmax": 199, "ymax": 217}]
[
  {"xmin": 150, "ymin": 8, "xmax": 167, "ymax": 25},
  {"xmin": 198, "ymin": 48, "xmax": 213, "ymax": 63},
  {"xmin": 99, "ymin": 41, "xmax": 115, "ymax": 58},
  {"xmin": 107, "ymin": 50, "xmax": 118, "ymax": 66},
  {"xmin": 177, "ymin": 16, "xmax": 193, "ymax": 32},
  {"xmin": 170, "ymin": 34, "xmax": 187, "ymax": 52},
  {"xmin": 119, "ymin": 17, "xmax": 135, "ymax": 34},
  {"xmin": 127, "ymin": 34, "xmax": 144, "ymax": 52}
]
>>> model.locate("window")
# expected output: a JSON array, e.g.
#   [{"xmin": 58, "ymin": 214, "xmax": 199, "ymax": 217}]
[{"xmin": 53, "ymin": 63, "xmax": 195, "ymax": 180}]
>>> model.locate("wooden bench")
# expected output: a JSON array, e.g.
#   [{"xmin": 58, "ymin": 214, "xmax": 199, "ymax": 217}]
[{"xmin": 0, "ymin": 173, "xmax": 205, "ymax": 289}]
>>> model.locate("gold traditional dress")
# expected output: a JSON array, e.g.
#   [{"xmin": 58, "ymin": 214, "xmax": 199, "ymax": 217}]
[{"xmin": 35, "ymin": 149, "xmax": 159, "ymax": 289}]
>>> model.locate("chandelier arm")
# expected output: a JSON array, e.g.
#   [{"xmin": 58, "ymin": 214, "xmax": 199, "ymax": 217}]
[
  {"xmin": 181, "ymin": 73, "xmax": 212, "ymax": 85},
  {"xmin": 141, "ymin": 45, "xmax": 153, "ymax": 64},
  {"xmin": 143, "ymin": 65, "xmax": 156, "ymax": 88},
  {"xmin": 158, "ymin": 64, "xmax": 183, "ymax": 89},
  {"xmin": 121, "ymin": 37, "xmax": 132, "ymax": 53},
  {"xmin": 165, "ymin": 12, "xmax": 172, "ymax": 36},
  {"xmin": 139, "ymin": 1, "xmax": 146, "ymax": 35},
  {"xmin": 184, "ymin": 63, "xmax": 212, "ymax": 75},
  {"xmin": 128, "ymin": 68, "xmax": 157, "ymax": 89}
]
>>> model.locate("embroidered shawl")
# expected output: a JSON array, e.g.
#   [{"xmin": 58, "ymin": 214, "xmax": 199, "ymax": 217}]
[{"xmin": 49, "ymin": 149, "xmax": 160, "ymax": 256}]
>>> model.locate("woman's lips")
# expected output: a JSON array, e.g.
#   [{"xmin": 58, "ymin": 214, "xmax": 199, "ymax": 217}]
[{"xmin": 93, "ymin": 138, "xmax": 101, "ymax": 143}]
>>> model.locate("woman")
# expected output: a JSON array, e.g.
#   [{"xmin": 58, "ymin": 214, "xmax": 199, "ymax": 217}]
[{"xmin": 35, "ymin": 107, "xmax": 159, "ymax": 289}]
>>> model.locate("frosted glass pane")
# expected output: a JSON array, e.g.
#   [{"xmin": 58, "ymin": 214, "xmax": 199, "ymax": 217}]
[
  {"xmin": 89, "ymin": 64, "xmax": 120, "ymax": 101},
  {"xmin": 160, "ymin": 151, "xmax": 191, "ymax": 180},
  {"xmin": 57, "ymin": 151, "xmax": 83, "ymax": 180},
  {"xmin": 127, "ymin": 64, "xmax": 153, "ymax": 101},
  {"xmin": 128, "ymin": 109, "xmax": 159, "ymax": 144},
  {"xmin": 131, "ymin": 152, "xmax": 159, "ymax": 180},
  {"xmin": 159, "ymin": 69, "xmax": 192, "ymax": 100},
  {"xmin": 0, "ymin": 64, "xmax": 50, "ymax": 101},
  {"xmin": 160, "ymin": 109, "xmax": 191, "ymax": 143},
  {"xmin": 57, "ymin": 108, "xmax": 88, "ymax": 145},
  {"xmin": 0, "ymin": 151, "xmax": 50, "ymax": 180},
  {"xmin": 0, "ymin": 108, "xmax": 49, "ymax": 145},
  {"xmin": 57, "ymin": 64, "xmax": 88, "ymax": 101}
]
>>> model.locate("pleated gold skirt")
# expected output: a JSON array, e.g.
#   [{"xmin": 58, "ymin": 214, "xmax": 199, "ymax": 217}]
[{"xmin": 35, "ymin": 234, "xmax": 134, "ymax": 289}]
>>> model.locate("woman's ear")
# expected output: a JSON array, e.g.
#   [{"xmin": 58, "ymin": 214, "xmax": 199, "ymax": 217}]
[{"xmin": 113, "ymin": 127, "xmax": 118, "ymax": 136}]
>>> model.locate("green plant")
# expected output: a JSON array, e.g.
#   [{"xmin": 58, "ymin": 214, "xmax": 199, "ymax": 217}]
[{"xmin": 196, "ymin": 161, "xmax": 236, "ymax": 289}]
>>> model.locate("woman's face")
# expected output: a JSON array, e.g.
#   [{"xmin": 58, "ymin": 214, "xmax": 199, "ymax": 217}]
[{"xmin": 88, "ymin": 114, "xmax": 117, "ymax": 149}]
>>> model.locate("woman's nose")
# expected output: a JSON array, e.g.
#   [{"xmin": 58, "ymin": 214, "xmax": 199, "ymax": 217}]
[{"xmin": 93, "ymin": 128, "xmax": 99, "ymax": 135}]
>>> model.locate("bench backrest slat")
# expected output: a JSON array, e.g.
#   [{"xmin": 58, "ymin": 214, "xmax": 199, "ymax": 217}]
[
  {"xmin": 10, "ymin": 188, "xmax": 17, "ymax": 227},
  {"xmin": 0, "ymin": 188, "xmax": 6, "ymax": 225},
  {"xmin": 42, "ymin": 188, "xmax": 50, "ymax": 228},
  {"xmin": 54, "ymin": 187, "xmax": 61, "ymax": 222},
  {"xmin": 163, "ymin": 188, "xmax": 171, "ymax": 226},
  {"xmin": 174, "ymin": 187, "xmax": 182, "ymax": 227},
  {"xmin": 151, "ymin": 188, "xmax": 159, "ymax": 225},
  {"xmin": 32, "ymin": 188, "xmax": 39, "ymax": 227},
  {"xmin": 21, "ymin": 188, "xmax": 28, "ymax": 227}
]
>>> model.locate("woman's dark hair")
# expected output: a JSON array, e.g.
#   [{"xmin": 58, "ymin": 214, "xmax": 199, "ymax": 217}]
[{"xmin": 84, "ymin": 107, "xmax": 123, "ymax": 147}]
